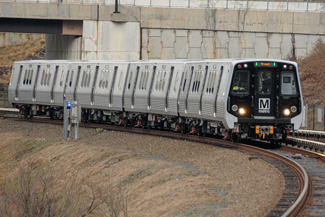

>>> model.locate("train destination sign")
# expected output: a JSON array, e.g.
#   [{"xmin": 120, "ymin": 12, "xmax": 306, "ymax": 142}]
[{"xmin": 255, "ymin": 62, "xmax": 277, "ymax": 68}]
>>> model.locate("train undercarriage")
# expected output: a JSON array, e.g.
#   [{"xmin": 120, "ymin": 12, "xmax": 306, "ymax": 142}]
[{"xmin": 14, "ymin": 104, "xmax": 290, "ymax": 144}]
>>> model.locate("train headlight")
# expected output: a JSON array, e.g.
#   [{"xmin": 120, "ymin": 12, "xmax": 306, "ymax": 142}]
[
  {"xmin": 232, "ymin": 104, "xmax": 238, "ymax": 112},
  {"xmin": 283, "ymin": 108, "xmax": 291, "ymax": 116},
  {"xmin": 238, "ymin": 107, "xmax": 246, "ymax": 116},
  {"xmin": 290, "ymin": 106, "xmax": 297, "ymax": 113}
]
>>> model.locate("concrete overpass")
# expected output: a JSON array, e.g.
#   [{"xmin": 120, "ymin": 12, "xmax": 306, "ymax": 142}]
[{"xmin": 0, "ymin": 1, "xmax": 325, "ymax": 60}]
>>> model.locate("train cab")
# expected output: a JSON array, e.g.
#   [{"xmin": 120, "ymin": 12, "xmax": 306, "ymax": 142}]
[{"xmin": 227, "ymin": 60, "xmax": 303, "ymax": 142}]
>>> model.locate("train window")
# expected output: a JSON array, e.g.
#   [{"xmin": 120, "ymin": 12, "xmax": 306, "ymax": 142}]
[
  {"xmin": 118, "ymin": 70, "xmax": 124, "ymax": 90},
  {"xmin": 29, "ymin": 70, "xmax": 33, "ymax": 85},
  {"xmin": 281, "ymin": 71, "xmax": 297, "ymax": 95},
  {"xmin": 69, "ymin": 70, "xmax": 74, "ymax": 87},
  {"xmin": 192, "ymin": 70, "xmax": 202, "ymax": 93},
  {"xmin": 155, "ymin": 70, "xmax": 161, "ymax": 91},
  {"xmin": 59, "ymin": 71, "xmax": 65, "ymax": 87},
  {"xmin": 206, "ymin": 70, "xmax": 217, "ymax": 94},
  {"xmin": 139, "ymin": 70, "xmax": 149, "ymax": 91},
  {"xmin": 41, "ymin": 70, "xmax": 45, "ymax": 86},
  {"xmin": 81, "ymin": 71, "xmax": 85, "ymax": 88},
  {"xmin": 231, "ymin": 70, "xmax": 249, "ymax": 95},
  {"xmin": 258, "ymin": 70, "xmax": 272, "ymax": 94},
  {"xmin": 127, "ymin": 70, "xmax": 133, "ymax": 90},
  {"xmin": 47, "ymin": 72, "xmax": 51, "ymax": 86},
  {"xmin": 87, "ymin": 70, "xmax": 92, "ymax": 88},
  {"xmin": 23, "ymin": 69, "xmax": 27, "ymax": 85},
  {"xmin": 99, "ymin": 69, "xmax": 109, "ymax": 89},
  {"xmin": 173, "ymin": 71, "xmax": 181, "ymax": 93}
]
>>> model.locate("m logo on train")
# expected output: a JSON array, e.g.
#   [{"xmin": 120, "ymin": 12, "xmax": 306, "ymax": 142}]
[{"xmin": 259, "ymin": 98, "xmax": 270, "ymax": 113}]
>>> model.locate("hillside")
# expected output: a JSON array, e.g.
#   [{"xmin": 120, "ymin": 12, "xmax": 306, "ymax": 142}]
[
  {"xmin": 0, "ymin": 39, "xmax": 324, "ymax": 104},
  {"xmin": 296, "ymin": 40, "xmax": 325, "ymax": 104},
  {"xmin": 0, "ymin": 39, "xmax": 45, "ymax": 97},
  {"xmin": 0, "ymin": 119, "xmax": 284, "ymax": 216}
]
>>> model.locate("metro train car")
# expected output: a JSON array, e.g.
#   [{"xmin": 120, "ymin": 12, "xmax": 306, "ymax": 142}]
[{"xmin": 8, "ymin": 59, "xmax": 303, "ymax": 143}]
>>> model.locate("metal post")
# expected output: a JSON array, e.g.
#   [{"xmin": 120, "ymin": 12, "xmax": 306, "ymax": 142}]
[
  {"xmin": 114, "ymin": 0, "xmax": 120, "ymax": 13},
  {"xmin": 267, "ymin": 0, "xmax": 269, "ymax": 10},
  {"xmin": 207, "ymin": 0, "xmax": 209, "ymax": 8},
  {"xmin": 226, "ymin": 0, "xmax": 228, "ymax": 9},
  {"xmin": 307, "ymin": 0, "xmax": 309, "ymax": 12},
  {"xmin": 150, "ymin": 0, "xmax": 152, "ymax": 7},
  {"xmin": 188, "ymin": 0, "xmax": 190, "ymax": 8},
  {"xmin": 75, "ymin": 103, "xmax": 80, "ymax": 139},
  {"xmin": 313, "ymin": 104, "xmax": 316, "ymax": 130},
  {"xmin": 323, "ymin": 105, "xmax": 325, "ymax": 131},
  {"xmin": 169, "ymin": 0, "xmax": 171, "ymax": 7},
  {"xmin": 63, "ymin": 100, "xmax": 70, "ymax": 140},
  {"xmin": 305, "ymin": 104, "xmax": 308, "ymax": 130},
  {"xmin": 247, "ymin": 0, "xmax": 248, "ymax": 10},
  {"xmin": 287, "ymin": 0, "xmax": 289, "ymax": 11}
]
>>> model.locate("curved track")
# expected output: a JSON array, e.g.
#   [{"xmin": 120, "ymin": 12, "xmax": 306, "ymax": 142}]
[{"xmin": 0, "ymin": 113, "xmax": 313, "ymax": 216}]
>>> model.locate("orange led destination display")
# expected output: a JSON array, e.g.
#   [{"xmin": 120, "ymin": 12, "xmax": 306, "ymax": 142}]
[{"xmin": 254, "ymin": 62, "xmax": 277, "ymax": 67}]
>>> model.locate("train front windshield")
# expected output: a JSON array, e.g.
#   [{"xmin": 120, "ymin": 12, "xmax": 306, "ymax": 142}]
[
  {"xmin": 231, "ymin": 70, "xmax": 250, "ymax": 95},
  {"xmin": 229, "ymin": 61, "xmax": 301, "ymax": 119}
]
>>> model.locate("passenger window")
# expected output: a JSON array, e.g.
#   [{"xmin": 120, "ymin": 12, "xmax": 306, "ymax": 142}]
[
  {"xmin": 118, "ymin": 70, "xmax": 124, "ymax": 90},
  {"xmin": 69, "ymin": 70, "xmax": 74, "ymax": 87},
  {"xmin": 29, "ymin": 70, "xmax": 33, "ymax": 85},
  {"xmin": 281, "ymin": 71, "xmax": 297, "ymax": 95},
  {"xmin": 231, "ymin": 70, "xmax": 250, "ymax": 95},
  {"xmin": 258, "ymin": 70, "xmax": 272, "ymax": 94},
  {"xmin": 59, "ymin": 71, "xmax": 65, "ymax": 87},
  {"xmin": 41, "ymin": 70, "xmax": 45, "ymax": 86},
  {"xmin": 173, "ymin": 71, "xmax": 181, "ymax": 93}
]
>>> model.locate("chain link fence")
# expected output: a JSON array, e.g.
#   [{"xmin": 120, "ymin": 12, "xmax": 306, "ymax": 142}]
[{"xmin": 302, "ymin": 104, "xmax": 325, "ymax": 131}]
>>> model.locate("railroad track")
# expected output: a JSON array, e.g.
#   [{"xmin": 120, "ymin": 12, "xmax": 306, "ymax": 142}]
[{"xmin": 0, "ymin": 113, "xmax": 314, "ymax": 216}]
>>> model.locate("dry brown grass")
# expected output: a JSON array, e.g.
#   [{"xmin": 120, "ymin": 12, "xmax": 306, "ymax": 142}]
[
  {"xmin": 297, "ymin": 39, "xmax": 325, "ymax": 104},
  {"xmin": 0, "ymin": 38, "xmax": 45, "ymax": 67},
  {"xmin": 0, "ymin": 38, "xmax": 45, "ymax": 85}
]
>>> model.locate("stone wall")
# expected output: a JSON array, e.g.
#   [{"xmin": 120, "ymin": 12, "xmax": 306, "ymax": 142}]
[
  {"xmin": 141, "ymin": 29, "xmax": 324, "ymax": 60},
  {"xmin": 31, "ymin": 5, "xmax": 325, "ymax": 60}
]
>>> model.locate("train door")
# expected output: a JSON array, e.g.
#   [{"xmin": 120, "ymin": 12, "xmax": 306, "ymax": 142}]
[{"xmin": 254, "ymin": 69, "xmax": 276, "ymax": 117}]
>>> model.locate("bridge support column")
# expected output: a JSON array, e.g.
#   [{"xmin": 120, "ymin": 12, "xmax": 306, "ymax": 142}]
[{"xmin": 45, "ymin": 20, "xmax": 140, "ymax": 60}]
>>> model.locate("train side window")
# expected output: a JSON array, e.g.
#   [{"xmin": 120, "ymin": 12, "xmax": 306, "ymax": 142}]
[
  {"xmin": 173, "ymin": 71, "xmax": 181, "ymax": 93},
  {"xmin": 118, "ymin": 70, "xmax": 124, "ymax": 90},
  {"xmin": 127, "ymin": 70, "xmax": 133, "ymax": 90},
  {"xmin": 69, "ymin": 70, "xmax": 74, "ymax": 87},
  {"xmin": 29, "ymin": 69, "xmax": 34, "ymax": 85},
  {"xmin": 281, "ymin": 71, "xmax": 297, "ymax": 95},
  {"xmin": 231, "ymin": 70, "xmax": 250, "ymax": 95},
  {"xmin": 258, "ymin": 70, "xmax": 272, "ymax": 94},
  {"xmin": 59, "ymin": 70, "xmax": 65, "ymax": 87}
]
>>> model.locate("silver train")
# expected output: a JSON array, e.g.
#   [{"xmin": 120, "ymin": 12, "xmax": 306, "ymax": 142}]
[{"xmin": 8, "ymin": 59, "xmax": 303, "ymax": 142}]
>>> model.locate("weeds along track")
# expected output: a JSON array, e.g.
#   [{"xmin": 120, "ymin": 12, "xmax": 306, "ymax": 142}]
[{"xmin": 0, "ymin": 114, "xmax": 313, "ymax": 216}]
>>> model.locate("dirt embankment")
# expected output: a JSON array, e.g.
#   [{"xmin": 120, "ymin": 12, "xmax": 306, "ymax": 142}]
[{"xmin": 0, "ymin": 119, "xmax": 284, "ymax": 216}]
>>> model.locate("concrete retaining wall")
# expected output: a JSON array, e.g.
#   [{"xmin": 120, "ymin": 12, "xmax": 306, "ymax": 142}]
[
  {"xmin": 141, "ymin": 29, "xmax": 324, "ymax": 60},
  {"xmin": 20, "ymin": 4, "xmax": 323, "ymax": 60}
]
